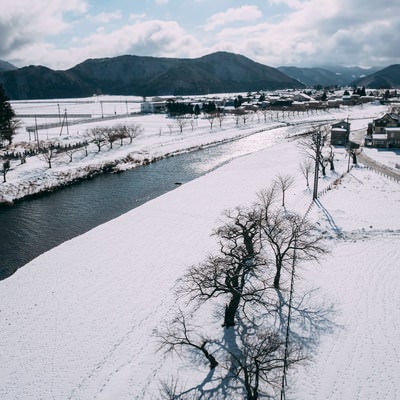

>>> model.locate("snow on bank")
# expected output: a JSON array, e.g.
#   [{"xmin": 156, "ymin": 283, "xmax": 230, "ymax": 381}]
[
  {"xmin": 291, "ymin": 167, "xmax": 400, "ymax": 400},
  {"xmin": 1, "ymin": 114, "xmax": 400, "ymax": 399}
]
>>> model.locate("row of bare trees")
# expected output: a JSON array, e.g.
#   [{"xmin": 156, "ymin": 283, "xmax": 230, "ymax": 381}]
[
  {"xmin": 1, "ymin": 124, "xmax": 143, "ymax": 177},
  {"xmin": 156, "ymin": 180, "xmax": 328, "ymax": 399},
  {"xmin": 85, "ymin": 124, "xmax": 142, "ymax": 152},
  {"xmin": 167, "ymin": 106, "xmax": 334, "ymax": 135}
]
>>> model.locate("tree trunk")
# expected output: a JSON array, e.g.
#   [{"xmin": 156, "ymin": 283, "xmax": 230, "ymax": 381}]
[
  {"xmin": 200, "ymin": 343, "xmax": 218, "ymax": 369},
  {"xmin": 224, "ymin": 292, "xmax": 241, "ymax": 327},
  {"xmin": 274, "ymin": 264, "xmax": 282, "ymax": 289},
  {"xmin": 320, "ymin": 163, "xmax": 326, "ymax": 177}
]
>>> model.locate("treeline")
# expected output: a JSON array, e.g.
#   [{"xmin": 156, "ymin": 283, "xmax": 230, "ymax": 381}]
[{"xmin": 166, "ymin": 100, "xmax": 220, "ymax": 116}]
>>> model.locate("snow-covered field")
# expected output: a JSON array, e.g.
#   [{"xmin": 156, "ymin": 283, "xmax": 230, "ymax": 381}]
[
  {"xmin": 0, "ymin": 101, "xmax": 399, "ymax": 399},
  {"xmin": 0, "ymin": 98, "xmax": 390, "ymax": 204}
]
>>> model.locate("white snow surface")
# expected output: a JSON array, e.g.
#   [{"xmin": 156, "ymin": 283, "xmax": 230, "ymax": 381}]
[{"xmin": 1, "ymin": 101, "xmax": 400, "ymax": 399}]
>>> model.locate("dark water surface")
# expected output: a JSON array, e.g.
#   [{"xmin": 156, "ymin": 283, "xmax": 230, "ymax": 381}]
[{"xmin": 0, "ymin": 129, "xmax": 281, "ymax": 280}]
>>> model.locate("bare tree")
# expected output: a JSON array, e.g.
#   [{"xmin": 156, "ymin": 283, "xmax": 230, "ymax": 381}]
[
  {"xmin": 175, "ymin": 117, "xmax": 188, "ymax": 134},
  {"xmin": 167, "ymin": 123, "xmax": 175, "ymax": 135},
  {"xmin": 326, "ymin": 145, "xmax": 335, "ymax": 171},
  {"xmin": 299, "ymin": 160, "xmax": 313, "ymax": 188},
  {"xmin": 156, "ymin": 309, "xmax": 218, "ymax": 370},
  {"xmin": 299, "ymin": 126, "xmax": 329, "ymax": 177},
  {"xmin": 103, "ymin": 127, "xmax": 120, "ymax": 149},
  {"xmin": 64, "ymin": 148, "xmax": 80, "ymax": 163},
  {"xmin": 274, "ymin": 174, "xmax": 294, "ymax": 208},
  {"xmin": 113, "ymin": 126, "xmax": 128, "ymax": 145},
  {"xmin": 230, "ymin": 331, "xmax": 303, "ymax": 400},
  {"xmin": 1, "ymin": 159, "xmax": 10, "ymax": 183},
  {"xmin": 39, "ymin": 146, "xmax": 57, "ymax": 168},
  {"xmin": 86, "ymin": 127, "xmax": 107, "ymax": 152},
  {"xmin": 189, "ymin": 118, "xmax": 196, "ymax": 131},
  {"xmin": 179, "ymin": 207, "xmax": 268, "ymax": 328},
  {"xmin": 82, "ymin": 140, "xmax": 89, "ymax": 156},
  {"xmin": 125, "ymin": 124, "xmax": 142, "ymax": 143},
  {"xmin": 216, "ymin": 110, "xmax": 225, "ymax": 128},
  {"xmin": 257, "ymin": 189, "xmax": 327, "ymax": 289},
  {"xmin": 205, "ymin": 112, "xmax": 216, "ymax": 130}
]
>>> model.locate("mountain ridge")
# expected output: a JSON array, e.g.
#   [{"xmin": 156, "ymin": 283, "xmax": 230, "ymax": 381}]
[
  {"xmin": 1, "ymin": 52, "xmax": 399, "ymax": 100},
  {"xmin": 352, "ymin": 64, "xmax": 400, "ymax": 88},
  {"xmin": 0, "ymin": 52, "xmax": 303, "ymax": 100},
  {"xmin": 278, "ymin": 65, "xmax": 381, "ymax": 87}
]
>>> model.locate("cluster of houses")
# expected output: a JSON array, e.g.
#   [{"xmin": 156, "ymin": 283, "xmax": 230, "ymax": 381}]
[
  {"xmin": 140, "ymin": 90, "xmax": 400, "ymax": 149},
  {"xmin": 139, "ymin": 90, "xmax": 344, "ymax": 114},
  {"xmin": 140, "ymin": 88, "xmax": 396, "ymax": 115},
  {"xmin": 364, "ymin": 112, "xmax": 400, "ymax": 148},
  {"xmin": 330, "ymin": 111, "xmax": 400, "ymax": 149}
]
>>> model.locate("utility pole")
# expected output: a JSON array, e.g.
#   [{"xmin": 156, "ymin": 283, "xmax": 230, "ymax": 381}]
[
  {"xmin": 312, "ymin": 130, "xmax": 321, "ymax": 200},
  {"xmin": 280, "ymin": 236, "xmax": 298, "ymax": 400},
  {"xmin": 34, "ymin": 115, "xmax": 40, "ymax": 147}
]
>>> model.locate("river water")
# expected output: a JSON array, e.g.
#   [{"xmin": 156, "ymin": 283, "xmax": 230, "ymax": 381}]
[{"xmin": 0, "ymin": 126, "xmax": 288, "ymax": 280}]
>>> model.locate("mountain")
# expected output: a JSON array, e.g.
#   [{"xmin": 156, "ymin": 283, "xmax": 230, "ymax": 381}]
[
  {"xmin": 278, "ymin": 65, "xmax": 379, "ymax": 87},
  {"xmin": 0, "ymin": 60, "xmax": 17, "ymax": 72},
  {"xmin": 0, "ymin": 52, "xmax": 303, "ymax": 100},
  {"xmin": 352, "ymin": 64, "xmax": 400, "ymax": 88}
]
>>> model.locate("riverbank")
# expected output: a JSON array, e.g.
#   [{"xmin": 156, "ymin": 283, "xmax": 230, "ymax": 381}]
[{"xmin": 0, "ymin": 104, "xmax": 387, "ymax": 205}]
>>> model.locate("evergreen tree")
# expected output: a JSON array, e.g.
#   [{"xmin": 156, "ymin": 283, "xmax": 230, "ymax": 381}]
[{"xmin": 0, "ymin": 85, "xmax": 16, "ymax": 145}]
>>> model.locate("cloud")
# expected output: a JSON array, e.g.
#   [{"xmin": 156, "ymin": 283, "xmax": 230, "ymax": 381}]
[
  {"xmin": 204, "ymin": 0, "xmax": 400, "ymax": 68},
  {"xmin": 1, "ymin": 0, "xmax": 400, "ymax": 70},
  {"xmin": 78, "ymin": 20, "xmax": 204, "ymax": 59},
  {"xmin": 205, "ymin": 5, "xmax": 262, "ymax": 31},
  {"xmin": 87, "ymin": 11, "xmax": 122, "ymax": 24},
  {"xmin": 13, "ymin": 19, "xmax": 205, "ymax": 69},
  {"xmin": 0, "ymin": 0, "xmax": 87, "ymax": 59}
]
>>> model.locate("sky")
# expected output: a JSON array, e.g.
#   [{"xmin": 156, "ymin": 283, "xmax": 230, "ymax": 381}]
[{"xmin": 1, "ymin": 0, "xmax": 399, "ymax": 70}]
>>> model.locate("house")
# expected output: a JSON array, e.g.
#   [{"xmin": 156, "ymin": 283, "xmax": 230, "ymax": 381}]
[
  {"xmin": 330, "ymin": 120, "xmax": 350, "ymax": 146},
  {"xmin": 385, "ymin": 127, "xmax": 400, "ymax": 147},
  {"xmin": 364, "ymin": 113, "xmax": 400, "ymax": 148},
  {"xmin": 140, "ymin": 101, "xmax": 167, "ymax": 114}
]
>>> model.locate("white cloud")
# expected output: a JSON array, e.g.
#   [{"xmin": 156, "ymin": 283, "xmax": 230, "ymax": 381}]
[
  {"xmin": 268, "ymin": 0, "xmax": 305, "ymax": 9},
  {"xmin": 203, "ymin": 0, "xmax": 400, "ymax": 68},
  {"xmin": 155, "ymin": 0, "xmax": 169, "ymax": 4},
  {"xmin": 1, "ymin": 0, "xmax": 400, "ymax": 70},
  {"xmin": 129, "ymin": 13, "xmax": 146, "ymax": 21},
  {"xmin": 205, "ymin": 5, "xmax": 262, "ymax": 31},
  {"xmin": 0, "ymin": 0, "xmax": 88, "ymax": 57},
  {"xmin": 12, "ymin": 19, "xmax": 205, "ymax": 69},
  {"xmin": 87, "ymin": 11, "xmax": 122, "ymax": 24}
]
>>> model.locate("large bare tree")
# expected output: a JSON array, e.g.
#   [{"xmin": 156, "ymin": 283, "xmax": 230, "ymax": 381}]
[
  {"xmin": 230, "ymin": 330, "xmax": 304, "ymax": 400},
  {"xmin": 179, "ymin": 207, "xmax": 269, "ymax": 328},
  {"xmin": 299, "ymin": 125, "xmax": 330, "ymax": 177},
  {"xmin": 257, "ymin": 189, "xmax": 327, "ymax": 289}
]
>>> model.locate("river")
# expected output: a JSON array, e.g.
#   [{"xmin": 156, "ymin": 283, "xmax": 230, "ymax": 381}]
[{"xmin": 0, "ymin": 125, "xmax": 292, "ymax": 280}]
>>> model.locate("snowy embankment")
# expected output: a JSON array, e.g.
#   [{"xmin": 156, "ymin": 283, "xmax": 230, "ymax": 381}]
[
  {"xmin": 0, "ymin": 104, "xmax": 386, "ymax": 205},
  {"xmin": 1, "ymin": 103, "xmax": 400, "ymax": 399}
]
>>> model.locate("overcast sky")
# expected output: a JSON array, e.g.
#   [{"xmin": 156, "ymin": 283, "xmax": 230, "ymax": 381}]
[{"xmin": 1, "ymin": 0, "xmax": 399, "ymax": 70}]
